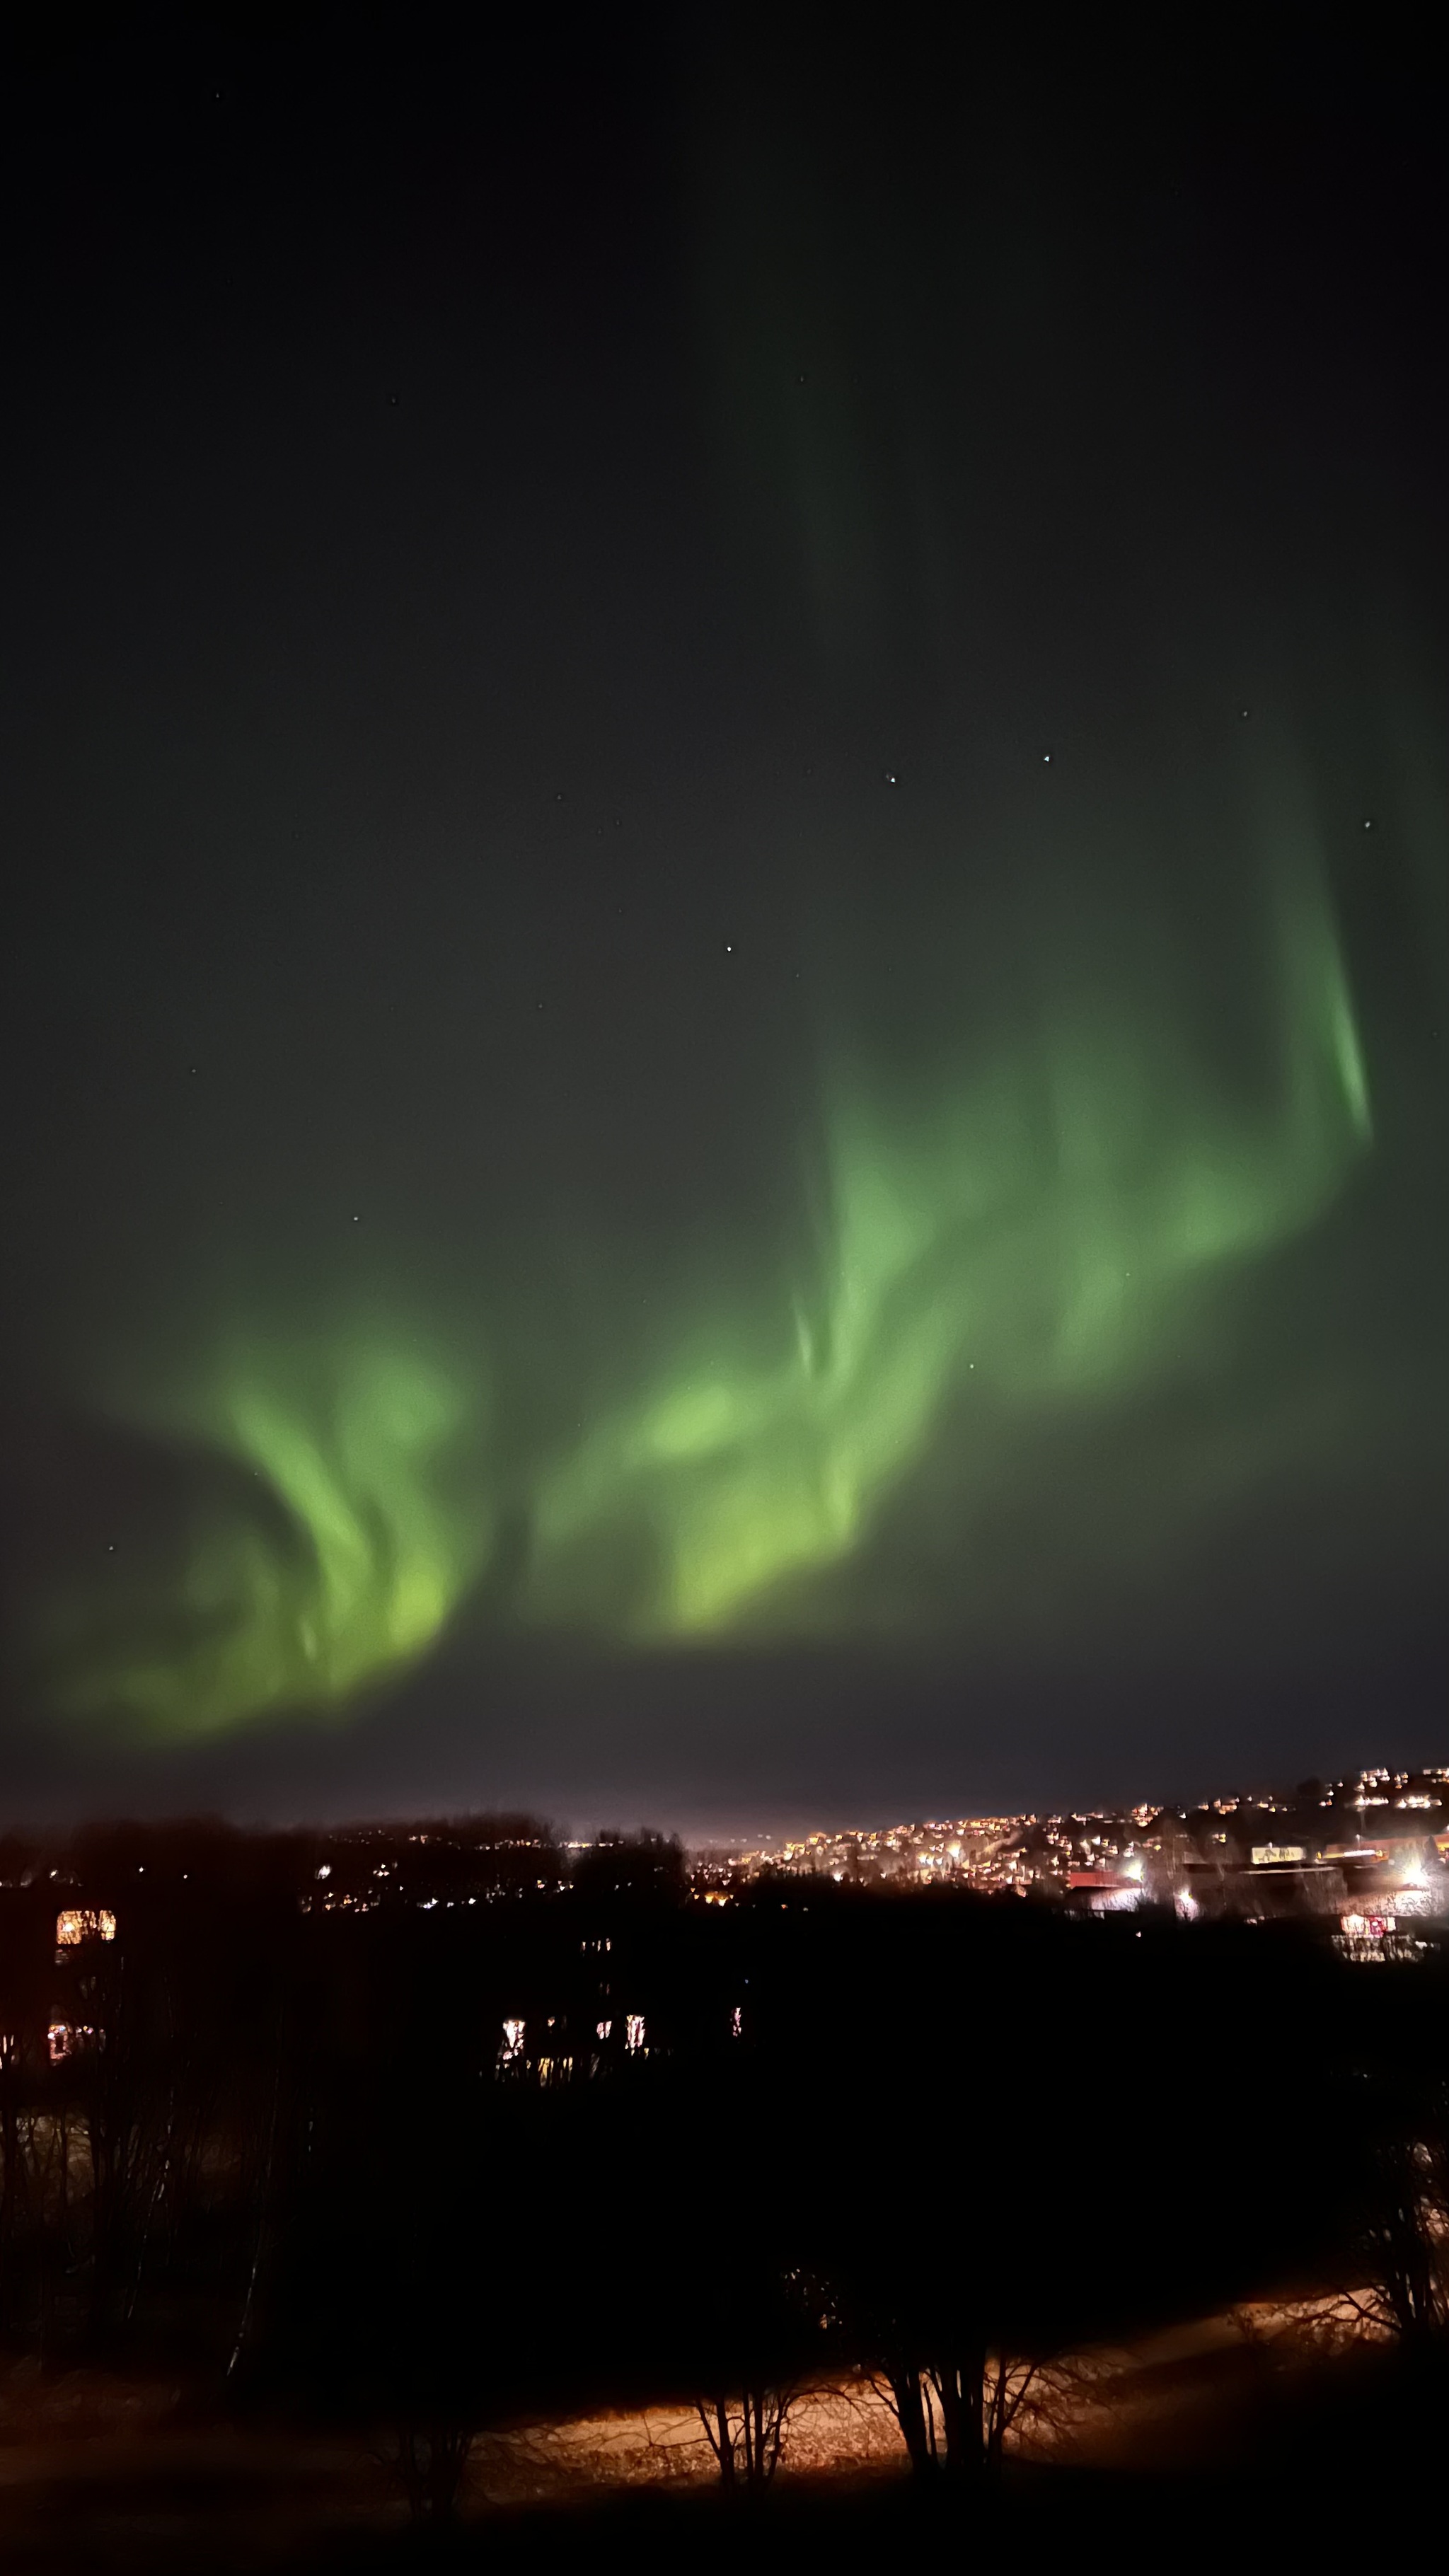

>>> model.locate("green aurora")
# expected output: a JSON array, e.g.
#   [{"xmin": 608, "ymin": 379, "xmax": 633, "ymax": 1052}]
[
  {"xmin": 9, "ymin": 18, "xmax": 1445, "ymax": 1779},
  {"xmin": 39, "ymin": 802, "xmax": 1376, "ymax": 1743}
]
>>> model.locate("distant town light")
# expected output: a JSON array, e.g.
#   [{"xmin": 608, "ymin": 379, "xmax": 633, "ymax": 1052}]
[{"xmin": 55, "ymin": 1909, "xmax": 116, "ymax": 1947}]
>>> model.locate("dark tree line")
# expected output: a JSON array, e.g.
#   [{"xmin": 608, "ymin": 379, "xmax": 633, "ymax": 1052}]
[{"xmin": 3, "ymin": 1818, "xmax": 1448, "ymax": 2524}]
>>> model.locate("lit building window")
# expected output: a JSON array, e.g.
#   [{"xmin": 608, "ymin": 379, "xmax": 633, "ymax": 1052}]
[
  {"xmin": 47, "ymin": 2021, "xmax": 99, "ymax": 2062},
  {"xmin": 55, "ymin": 1909, "xmax": 116, "ymax": 1948},
  {"xmin": 625, "ymin": 2014, "xmax": 646, "ymax": 2055}
]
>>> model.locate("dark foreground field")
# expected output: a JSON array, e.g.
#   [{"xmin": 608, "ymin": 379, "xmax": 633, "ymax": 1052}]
[
  {"xmin": 4, "ymin": 1846, "xmax": 1448, "ymax": 2571},
  {"xmin": 1, "ymin": 2331, "xmax": 1443, "ymax": 2575}
]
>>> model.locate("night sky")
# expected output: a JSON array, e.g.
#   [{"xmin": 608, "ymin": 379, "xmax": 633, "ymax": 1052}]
[{"xmin": 3, "ymin": 6, "xmax": 1446, "ymax": 1836}]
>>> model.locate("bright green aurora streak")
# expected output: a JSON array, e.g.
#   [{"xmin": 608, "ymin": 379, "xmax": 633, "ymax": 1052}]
[{"xmin": 45, "ymin": 828, "xmax": 1371, "ymax": 1741}]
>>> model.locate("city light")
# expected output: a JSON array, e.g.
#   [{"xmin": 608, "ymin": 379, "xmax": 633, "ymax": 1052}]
[{"xmin": 699, "ymin": 1764, "xmax": 1449, "ymax": 1935}]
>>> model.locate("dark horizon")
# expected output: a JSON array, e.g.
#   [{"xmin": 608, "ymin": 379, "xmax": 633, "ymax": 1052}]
[{"xmin": 1, "ymin": 1639, "xmax": 1443, "ymax": 1848}]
